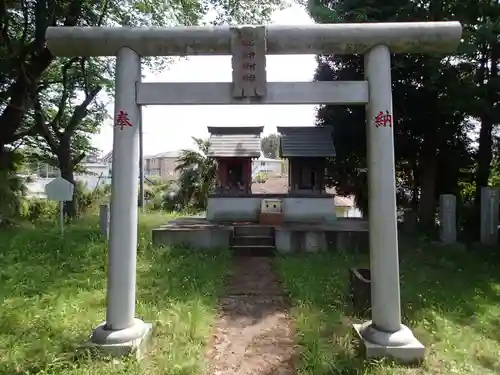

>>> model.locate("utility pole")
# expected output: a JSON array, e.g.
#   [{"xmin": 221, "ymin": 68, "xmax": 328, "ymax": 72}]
[{"xmin": 139, "ymin": 105, "xmax": 145, "ymax": 213}]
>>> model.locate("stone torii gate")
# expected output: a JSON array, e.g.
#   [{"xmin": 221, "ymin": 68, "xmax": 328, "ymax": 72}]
[{"xmin": 46, "ymin": 21, "xmax": 462, "ymax": 361}]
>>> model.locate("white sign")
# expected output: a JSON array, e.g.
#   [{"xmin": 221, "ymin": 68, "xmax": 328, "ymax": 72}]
[
  {"xmin": 45, "ymin": 177, "xmax": 74, "ymax": 201},
  {"xmin": 45, "ymin": 177, "xmax": 74, "ymax": 235}
]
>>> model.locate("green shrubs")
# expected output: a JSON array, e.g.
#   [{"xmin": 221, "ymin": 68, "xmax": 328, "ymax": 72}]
[
  {"xmin": 138, "ymin": 179, "xmax": 183, "ymax": 212},
  {"xmin": 25, "ymin": 199, "xmax": 59, "ymax": 221},
  {"xmin": 138, "ymin": 184, "xmax": 156, "ymax": 206},
  {"xmin": 0, "ymin": 151, "xmax": 110, "ymax": 224},
  {"xmin": 147, "ymin": 195, "xmax": 164, "ymax": 211},
  {"xmin": 13, "ymin": 183, "xmax": 110, "ymax": 223},
  {"xmin": 253, "ymin": 172, "xmax": 268, "ymax": 183},
  {"xmin": 161, "ymin": 189, "xmax": 181, "ymax": 212},
  {"xmin": 75, "ymin": 183, "xmax": 111, "ymax": 217},
  {"xmin": 0, "ymin": 170, "xmax": 27, "ymax": 226}
]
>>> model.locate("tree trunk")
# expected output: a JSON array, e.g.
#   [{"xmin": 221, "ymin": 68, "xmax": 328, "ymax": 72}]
[
  {"xmin": 0, "ymin": 0, "xmax": 86, "ymax": 148},
  {"xmin": 473, "ymin": 114, "xmax": 494, "ymax": 238},
  {"xmin": 0, "ymin": 49, "xmax": 54, "ymax": 147},
  {"xmin": 476, "ymin": 119, "xmax": 494, "ymax": 189},
  {"xmin": 418, "ymin": 152, "xmax": 438, "ymax": 231},
  {"xmin": 411, "ymin": 158, "xmax": 419, "ymax": 209},
  {"xmin": 0, "ymin": 146, "xmax": 12, "ymax": 170},
  {"xmin": 402, "ymin": 157, "xmax": 419, "ymax": 233},
  {"xmin": 58, "ymin": 143, "xmax": 78, "ymax": 219}
]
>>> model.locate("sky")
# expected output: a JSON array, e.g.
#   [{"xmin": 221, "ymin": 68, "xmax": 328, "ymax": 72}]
[{"xmin": 91, "ymin": 3, "xmax": 318, "ymax": 157}]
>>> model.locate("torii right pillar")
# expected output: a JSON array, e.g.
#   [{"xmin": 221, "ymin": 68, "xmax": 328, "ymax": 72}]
[{"xmin": 353, "ymin": 44, "xmax": 424, "ymax": 363}]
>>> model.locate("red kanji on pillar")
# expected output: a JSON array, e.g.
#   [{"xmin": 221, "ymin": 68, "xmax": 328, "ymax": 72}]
[
  {"xmin": 115, "ymin": 110, "xmax": 132, "ymax": 131},
  {"xmin": 374, "ymin": 110, "xmax": 392, "ymax": 128}
]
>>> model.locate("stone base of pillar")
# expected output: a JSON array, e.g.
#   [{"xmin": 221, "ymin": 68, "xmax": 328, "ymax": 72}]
[
  {"xmin": 78, "ymin": 318, "xmax": 153, "ymax": 359},
  {"xmin": 353, "ymin": 321, "xmax": 424, "ymax": 363}
]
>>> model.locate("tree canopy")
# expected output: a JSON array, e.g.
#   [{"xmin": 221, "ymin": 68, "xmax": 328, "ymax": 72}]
[
  {"xmin": 0, "ymin": 0, "xmax": 283, "ymax": 217},
  {"xmin": 175, "ymin": 137, "xmax": 217, "ymax": 211},
  {"xmin": 261, "ymin": 133, "xmax": 280, "ymax": 159},
  {"xmin": 0, "ymin": 0, "xmax": 286, "ymax": 219},
  {"xmin": 0, "ymin": 0, "xmax": 285, "ymax": 151},
  {"xmin": 311, "ymin": 0, "xmax": 500, "ymax": 237}
]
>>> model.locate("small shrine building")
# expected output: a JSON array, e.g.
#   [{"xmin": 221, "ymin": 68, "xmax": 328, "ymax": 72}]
[
  {"xmin": 206, "ymin": 125, "xmax": 338, "ymax": 223},
  {"xmin": 277, "ymin": 126, "xmax": 336, "ymax": 194},
  {"xmin": 207, "ymin": 126, "xmax": 263, "ymax": 195}
]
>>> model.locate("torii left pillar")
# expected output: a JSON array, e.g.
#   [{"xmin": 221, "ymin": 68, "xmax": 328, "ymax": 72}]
[{"xmin": 87, "ymin": 47, "xmax": 152, "ymax": 357}]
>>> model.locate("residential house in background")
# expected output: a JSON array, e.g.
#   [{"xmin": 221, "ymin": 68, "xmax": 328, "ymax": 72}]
[
  {"xmin": 82, "ymin": 150, "xmax": 102, "ymax": 163},
  {"xmin": 144, "ymin": 150, "xmax": 181, "ymax": 179},
  {"xmin": 101, "ymin": 150, "xmax": 113, "ymax": 166},
  {"xmin": 100, "ymin": 150, "xmax": 181, "ymax": 180}
]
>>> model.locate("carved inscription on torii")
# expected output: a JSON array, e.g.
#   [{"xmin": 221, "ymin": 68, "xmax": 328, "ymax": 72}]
[{"xmin": 230, "ymin": 26, "xmax": 267, "ymax": 99}]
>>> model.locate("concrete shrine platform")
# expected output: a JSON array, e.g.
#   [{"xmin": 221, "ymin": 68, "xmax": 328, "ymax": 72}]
[
  {"xmin": 151, "ymin": 215, "xmax": 368, "ymax": 253},
  {"xmin": 206, "ymin": 193, "xmax": 339, "ymax": 223}
]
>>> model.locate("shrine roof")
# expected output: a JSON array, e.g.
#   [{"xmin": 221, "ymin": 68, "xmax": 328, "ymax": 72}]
[
  {"xmin": 207, "ymin": 126, "xmax": 263, "ymax": 158},
  {"xmin": 277, "ymin": 126, "xmax": 336, "ymax": 158}
]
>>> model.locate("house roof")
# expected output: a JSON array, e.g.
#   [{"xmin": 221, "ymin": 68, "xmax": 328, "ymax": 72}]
[
  {"xmin": 150, "ymin": 150, "xmax": 182, "ymax": 159},
  {"xmin": 101, "ymin": 149, "xmax": 182, "ymax": 162},
  {"xmin": 101, "ymin": 151, "xmax": 113, "ymax": 162},
  {"xmin": 207, "ymin": 126, "xmax": 264, "ymax": 158},
  {"xmin": 277, "ymin": 126, "xmax": 336, "ymax": 158}
]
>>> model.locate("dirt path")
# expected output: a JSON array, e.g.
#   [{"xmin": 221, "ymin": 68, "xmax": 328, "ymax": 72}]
[{"xmin": 206, "ymin": 257, "xmax": 297, "ymax": 375}]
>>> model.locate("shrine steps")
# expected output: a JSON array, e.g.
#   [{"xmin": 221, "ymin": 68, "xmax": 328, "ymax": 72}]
[{"xmin": 231, "ymin": 225, "xmax": 276, "ymax": 257}]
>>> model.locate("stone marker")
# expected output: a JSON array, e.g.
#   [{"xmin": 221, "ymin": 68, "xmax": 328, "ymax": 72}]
[
  {"xmin": 439, "ymin": 194, "xmax": 456, "ymax": 244},
  {"xmin": 99, "ymin": 203, "xmax": 110, "ymax": 239},
  {"xmin": 480, "ymin": 187, "xmax": 499, "ymax": 245}
]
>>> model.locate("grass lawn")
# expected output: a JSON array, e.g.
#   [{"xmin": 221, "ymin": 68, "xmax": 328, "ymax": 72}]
[
  {"xmin": 0, "ymin": 212, "xmax": 231, "ymax": 375},
  {"xmin": 276, "ymin": 240, "xmax": 500, "ymax": 375}
]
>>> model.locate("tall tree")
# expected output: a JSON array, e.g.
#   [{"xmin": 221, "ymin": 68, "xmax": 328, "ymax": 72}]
[
  {"xmin": 310, "ymin": 0, "xmax": 478, "ymax": 231},
  {"xmin": 175, "ymin": 137, "xmax": 217, "ymax": 210},
  {"xmin": 261, "ymin": 133, "xmax": 280, "ymax": 158},
  {"xmin": 464, "ymin": 2, "xmax": 500, "ymax": 234},
  {"xmin": 0, "ymin": 0, "xmax": 285, "ymax": 156},
  {"xmin": 26, "ymin": 57, "xmax": 106, "ymax": 217},
  {"xmin": 1, "ymin": 0, "xmax": 286, "ymax": 217}
]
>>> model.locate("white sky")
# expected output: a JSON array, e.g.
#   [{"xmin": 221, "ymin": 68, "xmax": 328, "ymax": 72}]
[{"xmin": 91, "ymin": 3, "xmax": 318, "ymax": 157}]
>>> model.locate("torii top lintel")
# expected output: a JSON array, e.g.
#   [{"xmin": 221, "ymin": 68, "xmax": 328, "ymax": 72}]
[{"xmin": 45, "ymin": 22, "xmax": 462, "ymax": 57}]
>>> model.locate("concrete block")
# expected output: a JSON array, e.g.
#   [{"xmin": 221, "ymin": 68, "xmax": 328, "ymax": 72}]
[
  {"xmin": 439, "ymin": 194, "xmax": 456, "ymax": 244},
  {"xmin": 353, "ymin": 323, "xmax": 424, "ymax": 364},
  {"xmin": 207, "ymin": 197, "xmax": 260, "ymax": 222},
  {"xmin": 282, "ymin": 197, "xmax": 337, "ymax": 223},
  {"xmin": 99, "ymin": 203, "xmax": 110, "ymax": 239},
  {"xmin": 78, "ymin": 320, "xmax": 152, "ymax": 359},
  {"xmin": 151, "ymin": 227, "xmax": 231, "ymax": 249},
  {"xmin": 209, "ymin": 228, "xmax": 232, "ymax": 248},
  {"xmin": 336, "ymin": 232, "xmax": 349, "ymax": 251},
  {"xmin": 304, "ymin": 231, "xmax": 327, "ymax": 252},
  {"xmin": 275, "ymin": 229, "xmax": 292, "ymax": 253},
  {"xmin": 480, "ymin": 187, "xmax": 499, "ymax": 246}
]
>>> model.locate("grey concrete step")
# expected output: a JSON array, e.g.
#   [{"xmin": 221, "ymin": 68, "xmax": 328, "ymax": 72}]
[
  {"xmin": 233, "ymin": 225, "xmax": 275, "ymax": 237},
  {"xmin": 231, "ymin": 245, "xmax": 276, "ymax": 257},
  {"xmin": 232, "ymin": 235, "xmax": 275, "ymax": 247}
]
